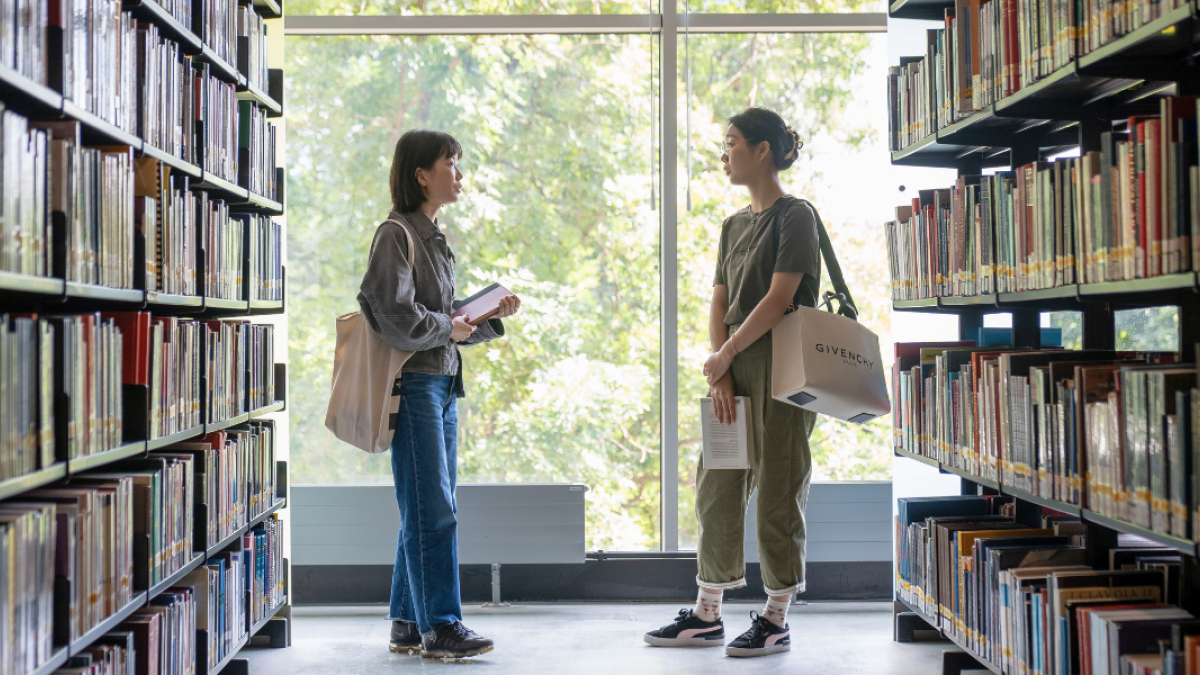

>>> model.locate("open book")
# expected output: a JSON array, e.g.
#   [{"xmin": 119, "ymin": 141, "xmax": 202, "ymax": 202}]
[
  {"xmin": 699, "ymin": 397, "xmax": 755, "ymax": 469},
  {"xmin": 452, "ymin": 282, "xmax": 513, "ymax": 326}
]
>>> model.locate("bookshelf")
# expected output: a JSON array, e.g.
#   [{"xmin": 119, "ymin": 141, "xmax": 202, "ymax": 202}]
[
  {"xmin": 0, "ymin": 0, "xmax": 290, "ymax": 673},
  {"xmin": 889, "ymin": 1, "xmax": 1200, "ymax": 672},
  {"xmin": 889, "ymin": 4, "xmax": 1200, "ymax": 165}
]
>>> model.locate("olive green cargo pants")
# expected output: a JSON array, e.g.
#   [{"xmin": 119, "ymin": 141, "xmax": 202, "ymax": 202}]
[{"xmin": 695, "ymin": 329, "xmax": 816, "ymax": 595}]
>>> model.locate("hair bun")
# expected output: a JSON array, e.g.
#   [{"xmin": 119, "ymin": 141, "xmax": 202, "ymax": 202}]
[{"xmin": 783, "ymin": 126, "xmax": 803, "ymax": 162}]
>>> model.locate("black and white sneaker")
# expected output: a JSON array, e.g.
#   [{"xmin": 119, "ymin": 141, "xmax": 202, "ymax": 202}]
[
  {"xmin": 420, "ymin": 621, "xmax": 494, "ymax": 659},
  {"xmin": 643, "ymin": 609, "xmax": 725, "ymax": 648},
  {"xmin": 725, "ymin": 612, "xmax": 790, "ymax": 657},
  {"xmin": 389, "ymin": 620, "xmax": 422, "ymax": 655}
]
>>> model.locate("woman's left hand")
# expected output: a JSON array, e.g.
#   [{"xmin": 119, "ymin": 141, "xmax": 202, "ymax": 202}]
[
  {"xmin": 703, "ymin": 345, "xmax": 735, "ymax": 386},
  {"xmin": 495, "ymin": 294, "xmax": 522, "ymax": 319}
]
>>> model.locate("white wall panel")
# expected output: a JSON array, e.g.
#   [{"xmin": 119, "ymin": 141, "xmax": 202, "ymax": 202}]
[{"xmin": 293, "ymin": 481, "xmax": 891, "ymax": 565}]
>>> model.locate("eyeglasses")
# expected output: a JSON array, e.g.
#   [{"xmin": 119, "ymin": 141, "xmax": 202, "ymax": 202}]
[
  {"xmin": 720, "ymin": 139, "xmax": 748, "ymax": 155},
  {"xmin": 720, "ymin": 138, "xmax": 805, "ymax": 157}
]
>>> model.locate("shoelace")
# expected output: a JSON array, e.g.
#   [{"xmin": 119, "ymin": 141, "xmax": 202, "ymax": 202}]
[
  {"xmin": 742, "ymin": 611, "xmax": 772, "ymax": 641},
  {"xmin": 449, "ymin": 621, "xmax": 472, "ymax": 641},
  {"xmin": 658, "ymin": 608, "xmax": 694, "ymax": 631}
]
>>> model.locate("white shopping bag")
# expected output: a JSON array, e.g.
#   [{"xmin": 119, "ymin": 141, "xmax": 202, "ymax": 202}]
[{"xmin": 771, "ymin": 304, "xmax": 890, "ymax": 424}]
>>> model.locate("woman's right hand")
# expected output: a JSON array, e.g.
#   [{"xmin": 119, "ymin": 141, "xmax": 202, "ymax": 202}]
[
  {"xmin": 451, "ymin": 315, "xmax": 476, "ymax": 343},
  {"xmin": 710, "ymin": 372, "xmax": 736, "ymax": 425}
]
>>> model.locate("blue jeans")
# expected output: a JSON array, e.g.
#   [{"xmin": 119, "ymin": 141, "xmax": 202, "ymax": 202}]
[{"xmin": 387, "ymin": 372, "xmax": 461, "ymax": 634}]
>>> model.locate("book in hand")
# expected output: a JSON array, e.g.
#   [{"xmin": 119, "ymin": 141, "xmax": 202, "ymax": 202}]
[
  {"xmin": 452, "ymin": 282, "xmax": 513, "ymax": 326},
  {"xmin": 700, "ymin": 397, "xmax": 754, "ymax": 470}
]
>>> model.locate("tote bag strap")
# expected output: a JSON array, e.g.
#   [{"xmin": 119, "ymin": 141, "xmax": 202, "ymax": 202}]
[
  {"xmin": 367, "ymin": 216, "xmax": 418, "ymax": 274},
  {"xmin": 774, "ymin": 198, "xmax": 859, "ymax": 321}
]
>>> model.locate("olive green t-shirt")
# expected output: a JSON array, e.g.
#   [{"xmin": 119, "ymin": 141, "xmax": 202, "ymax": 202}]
[{"xmin": 713, "ymin": 195, "xmax": 822, "ymax": 326}]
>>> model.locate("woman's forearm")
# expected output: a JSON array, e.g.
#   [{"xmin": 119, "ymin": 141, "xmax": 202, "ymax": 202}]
[
  {"xmin": 709, "ymin": 287, "xmax": 730, "ymax": 353},
  {"xmin": 459, "ymin": 318, "xmax": 505, "ymax": 346},
  {"xmin": 710, "ymin": 312, "xmax": 729, "ymax": 353}
]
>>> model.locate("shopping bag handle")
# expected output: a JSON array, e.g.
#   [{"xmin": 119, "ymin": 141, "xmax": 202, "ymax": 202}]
[{"xmin": 818, "ymin": 290, "xmax": 854, "ymax": 317}]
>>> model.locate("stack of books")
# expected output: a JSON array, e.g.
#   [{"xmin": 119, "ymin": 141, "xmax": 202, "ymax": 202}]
[
  {"xmin": 205, "ymin": 322, "xmax": 275, "ymax": 422},
  {"xmin": 243, "ymin": 324, "xmax": 275, "ymax": 412},
  {"xmin": 896, "ymin": 495, "xmax": 1199, "ymax": 675},
  {"xmin": 885, "ymin": 98, "xmax": 1200, "ymax": 300},
  {"xmin": 1, "ymin": 109, "xmax": 51, "ymax": 278},
  {"xmin": 237, "ymin": 101, "xmax": 277, "ymax": 199},
  {"xmin": 157, "ymin": 0, "xmax": 192, "ymax": 30},
  {"xmin": 242, "ymin": 214, "xmax": 282, "ymax": 302},
  {"xmin": 197, "ymin": 64, "xmax": 238, "ymax": 184},
  {"xmin": 94, "ymin": 454, "xmax": 198, "ymax": 589},
  {"xmin": 886, "ymin": 0, "xmax": 1192, "ymax": 150},
  {"xmin": 107, "ymin": 312, "xmax": 203, "ymax": 441},
  {"xmin": 202, "ymin": 196, "xmax": 241, "ymax": 300},
  {"xmin": 0, "ymin": 501, "xmax": 56, "ymax": 675},
  {"xmin": 4, "ymin": 117, "xmax": 140, "ymax": 288},
  {"xmin": 206, "ymin": 322, "xmax": 240, "ymax": 424},
  {"xmin": 53, "ymin": 314, "xmax": 126, "ymax": 461},
  {"xmin": 243, "ymin": 421, "xmax": 277, "ymax": 523},
  {"xmin": 5, "ymin": 0, "xmax": 48, "ymax": 87},
  {"xmin": 162, "ymin": 420, "xmax": 276, "ymax": 551},
  {"xmin": 57, "ymin": 0, "xmax": 138, "ymax": 134},
  {"xmin": 199, "ymin": 0, "xmax": 239, "ymax": 70},
  {"xmin": 0, "ymin": 315, "xmax": 55, "ymax": 481},
  {"xmin": 119, "ymin": 588, "xmax": 197, "ymax": 675},
  {"xmin": 237, "ymin": 7, "xmax": 269, "ymax": 92},
  {"xmin": 186, "ymin": 545, "xmax": 246, "ymax": 669},
  {"xmin": 148, "ymin": 317, "xmax": 205, "ymax": 439},
  {"xmin": 73, "ymin": 145, "xmax": 137, "ymax": 290},
  {"xmin": 137, "ymin": 24, "xmax": 198, "ymax": 163},
  {"xmin": 893, "ymin": 340, "xmax": 1200, "ymax": 541},
  {"xmin": 27, "ymin": 477, "xmax": 137, "ymax": 642},
  {"xmin": 889, "ymin": 55, "xmax": 934, "ymax": 151},
  {"xmin": 245, "ymin": 514, "xmax": 285, "ymax": 626},
  {"xmin": 135, "ymin": 159, "xmax": 199, "ymax": 297},
  {"xmin": 65, "ymin": 636, "xmax": 135, "ymax": 675}
]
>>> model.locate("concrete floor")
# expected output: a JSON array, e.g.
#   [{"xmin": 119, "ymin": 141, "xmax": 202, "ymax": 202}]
[{"xmin": 240, "ymin": 602, "xmax": 953, "ymax": 674}]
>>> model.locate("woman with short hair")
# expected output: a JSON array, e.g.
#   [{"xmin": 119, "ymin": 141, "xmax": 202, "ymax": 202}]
[
  {"xmin": 644, "ymin": 107, "xmax": 821, "ymax": 658},
  {"xmin": 357, "ymin": 129, "xmax": 520, "ymax": 660}
]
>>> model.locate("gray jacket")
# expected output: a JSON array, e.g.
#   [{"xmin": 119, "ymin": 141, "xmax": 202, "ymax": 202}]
[{"xmin": 356, "ymin": 210, "xmax": 503, "ymax": 395}]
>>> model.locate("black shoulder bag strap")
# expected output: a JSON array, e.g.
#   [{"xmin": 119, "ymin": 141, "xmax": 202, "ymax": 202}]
[{"xmin": 774, "ymin": 197, "xmax": 859, "ymax": 321}]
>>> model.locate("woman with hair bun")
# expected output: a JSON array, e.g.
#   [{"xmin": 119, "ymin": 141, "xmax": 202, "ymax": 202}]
[{"xmin": 644, "ymin": 107, "xmax": 822, "ymax": 658}]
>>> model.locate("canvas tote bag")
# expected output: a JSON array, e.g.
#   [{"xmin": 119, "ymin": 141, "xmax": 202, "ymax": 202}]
[
  {"xmin": 770, "ymin": 200, "xmax": 891, "ymax": 424},
  {"xmin": 324, "ymin": 218, "xmax": 418, "ymax": 453}
]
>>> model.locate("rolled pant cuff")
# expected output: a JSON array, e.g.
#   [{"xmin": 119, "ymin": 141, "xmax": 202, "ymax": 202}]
[
  {"xmin": 696, "ymin": 575, "xmax": 748, "ymax": 591},
  {"xmin": 764, "ymin": 581, "xmax": 805, "ymax": 596}
]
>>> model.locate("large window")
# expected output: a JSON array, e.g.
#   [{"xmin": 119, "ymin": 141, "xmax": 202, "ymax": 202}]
[
  {"xmin": 286, "ymin": 34, "xmax": 661, "ymax": 549},
  {"xmin": 285, "ymin": 6, "xmax": 888, "ymax": 550}
]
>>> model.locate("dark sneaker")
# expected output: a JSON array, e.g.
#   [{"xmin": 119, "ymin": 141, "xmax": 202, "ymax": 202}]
[
  {"xmin": 643, "ymin": 609, "xmax": 725, "ymax": 648},
  {"xmin": 725, "ymin": 612, "xmax": 790, "ymax": 657},
  {"xmin": 420, "ymin": 621, "xmax": 494, "ymax": 659},
  {"xmin": 389, "ymin": 620, "xmax": 421, "ymax": 655}
]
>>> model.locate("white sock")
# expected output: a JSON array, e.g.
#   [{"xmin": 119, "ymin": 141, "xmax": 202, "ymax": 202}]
[
  {"xmin": 763, "ymin": 595, "xmax": 791, "ymax": 628},
  {"xmin": 694, "ymin": 587, "xmax": 723, "ymax": 622}
]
